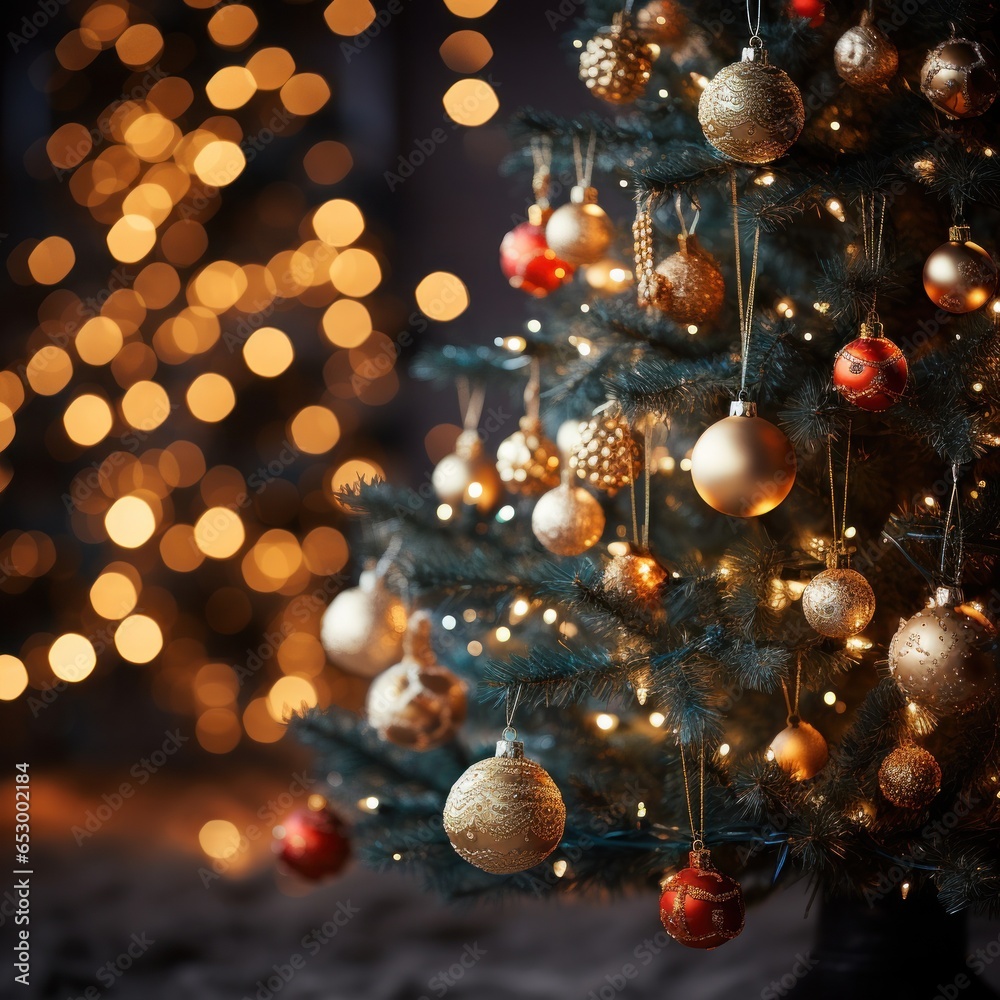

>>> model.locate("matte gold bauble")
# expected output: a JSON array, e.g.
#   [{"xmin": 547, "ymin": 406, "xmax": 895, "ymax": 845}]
[
  {"xmin": 802, "ymin": 566, "xmax": 876, "ymax": 638},
  {"xmin": 495, "ymin": 416, "xmax": 560, "ymax": 495},
  {"xmin": 698, "ymin": 44, "xmax": 805, "ymax": 164},
  {"xmin": 579, "ymin": 12, "xmax": 652, "ymax": 104},
  {"xmin": 365, "ymin": 612, "xmax": 467, "ymax": 751},
  {"xmin": 636, "ymin": 0, "xmax": 686, "ymax": 45},
  {"xmin": 920, "ymin": 38, "xmax": 998, "ymax": 119},
  {"xmin": 888, "ymin": 586, "xmax": 998, "ymax": 714},
  {"xmin": 531, "ymin": 482, "xmax": 605, "ymax": 556},
  {"xmin": 653, "ymin": 233, "xmax": 725, "ymax": 326},
  {"xmin": 545, "ymin": 185, "xmax": 615, "ymax": 266},
  {"xmin": 569, "ymin": 409, "xmax": 639, "ymax": 493},
  {"xmin": 834, "ymin": 11, "xmax": 898, "ymax": 89},
  {"xmin": 878, "ymin": 744, "xmax": 942, "ymax": 810},
  {"xmin": 320, "ymin": 570, "xmax": 407, "ymax": 677},
  {"xmin": 432, "ymin": 429, "xmax": 503, "ymax": 511},
  {"xmin": 603, "ymin": 550, "xmax": 667, "ymax": 600},
  {"xmin": 922, "ymin": 226, "xmax": 998, "ymax": 314},
  {"xmin": 689, "ymin": 401, "xmax": 797, "ymax": 517},
  {"xmin": 768, "ymin": 720, "xmax": 828, "ymax": 781},
  {"xmin": 443, "ymin": 736, "xmax": 566, "ymax": 874}
]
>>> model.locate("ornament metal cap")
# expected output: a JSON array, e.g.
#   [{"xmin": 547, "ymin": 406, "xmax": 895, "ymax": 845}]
[
  {"xmin": 948, "ymin": 224, "xmax": 972, "ymax": 243},
  {"xmin": 687, "ymin": 847, "xmax": 711, "ymax": 867},
  {"xmin": 495, "ymin": 729, "xmax": 525, "ymax": 759},
  {"xmin": 570, "ymin": 185, "xmax": 598, "ymax": 205},
  {"xmin": 859, "ymin": 318, "xmax": 883, "ymax": 338},
  {"xmin": 741, "ymin": 40, "xmax": 768, "ymax": 64},
  {"xmin": 930, "ymin": 584, "xmax": 964, "ymax": 609},
  {"xmin": 728, "ymin": 399, "xmax": 757, "ymax": 418}
]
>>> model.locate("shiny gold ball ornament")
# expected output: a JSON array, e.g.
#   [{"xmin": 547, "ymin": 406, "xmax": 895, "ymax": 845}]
[
  {"xmin": 636, "ymin": 0, "xmax": 686, "ymax": 45},
  {"xmin": 653, "ymin": 233, "xmax": 726, "ymax": 326},
  {"xmin": 922, "ymin": 226, "xmax": 998, "ymax": 314},
  {"xmin": 432, "ymin": 429, "xmax": 503, "ymax": 512},
  {"xmin": 768, "ymin": 720, "xmax": 829, "ymax": 781},
  {"xmin": 443, "ymin": 734, "xmax": 566, "ymax": 874},
  {"xmin": 802, "ymin": 566, "xmax": 876, "ymax": 638},
  {"xmin": 569, "ymin": 409, "xmax": 639, "ymax": 493},
  {"xmin": 889, "ymin": 586, "xmax": 998, "ymax": 715},
  {"xmin": 579, "ymin": 12, "xmax": 652, "ymax": 104},
  {"xmin": 698, "ymin": 42, "xmax": 805, "ymax": 164},
  {"xmin": 689, "ymin": 401, "xmax": 797, "ymax": 517},
  {"xmin": 531, "ymin": 482, "xmax": 605, "ymax": 556},
  {"xmin": 920, "ymin": 37, "xmax": 998, "ymax": 119},
  {"xmin": 545, "ymin": 185, "xmax": 615, "ymax": 266},
  {"xmin": 603, "ymin": 550, "xmax": 668, "ymax": 600},
  {"xmin": 320, "ymin": 570, "xmax": 407, "ymax": 678},
  {"xmin": 878, "ymin": 744, "xmax": 942, "ymax": 810},
  {"xmin": 365, "ymin": 612, "xmax": 467, "ymax": 751},
  {"xmin": 495, "ymin": 417, "xmax": 561, "ymax": 495},
  {"xmin": 834, "ymin": 11, "xmax": 898, "ymax": 90}
]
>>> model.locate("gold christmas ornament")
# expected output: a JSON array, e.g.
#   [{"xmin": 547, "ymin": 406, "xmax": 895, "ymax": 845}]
[
  {"xmin": 496, "ymin": 416, "xmax": 561, "ymax": 495},
  {"xmin": 920, "ymin": 37, "xmax": 998, "ymax": 119},
  {"xmin": 443, "ymin": 734, "xmax": 566, "ymax": 874},
  {"xmin": 802, "ymin": 566, "xmax": 876, "ymax": 639},
  {"xmin": 579, "ymin": 11, "xmax": 653, "ymax": 104},
  {"xmin": 878, "ymin": 744, "xmax": 942, "ymax": 810},
  {"xmin": 698, "ymin": 42, "xmax": 805, "ymax": 164},
  {"xmin": 922, "ymin": 225, "xmax": 998, "ymax": 314},
  {"xmin": 320, "ymin": 570, "xmax": 407, "ymax": 678},
  {"xmin": 654, "ymin": 233, "xmax": 726, "ymax": 326},
  {"xmin": 546, "ymin": 185, "xmax": 615, "ymax": 266},
  {"xmin": 834, "ymin": 11, "xmax": 898, "ymax": 90},
  {"xmin": 603, "ymin": 550, "xmax": 668, "ymax": 600},
  {"xmin": 689, "ymin": 401, "xmax": 797, "ymax": 517},
  {"xmin": 768, "ymin": 720, "xmax": 829, "ymax": 781},
  {"xmin": 889, "ymin": 586, "xmax": 998, "ymax": 715},
  {"xmin": 636, "ymin": 0, "xmax": 686, "ymax": 45},
  {"xmin": 365, "ymin": 612, "xmax": 467, "ymax": 751},
  {"xmin": 432, "ymin": 429, "xmax": 503, "ymax": 511},
  {"xmin": 569, "ymin": 408, "xmax": 639, "ymax": 493},
  {"xmin": 531, "ymin": 482, "xmax": 606, "ymax": 556}
]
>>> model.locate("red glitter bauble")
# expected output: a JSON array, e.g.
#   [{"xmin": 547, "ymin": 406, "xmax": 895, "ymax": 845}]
[
  {"xmin": 659, "ymin": 849, "xmax": 745, "ymax": 949},
  {"xmin": 789, "ymin": 0, "xmax": 825, "ymax": 26},
  {"xmin": 833, "ymin": 333, "xmax": 908, "ymax": 412},
  {"xmin": 273, "ymin": 807, "xmax": 350, "ymax": 881},
  {"xmin": 499, "ymin": 222, "xmax": 574, "ymax": 296}
]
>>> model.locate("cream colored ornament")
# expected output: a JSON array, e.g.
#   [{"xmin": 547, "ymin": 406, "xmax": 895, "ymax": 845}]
[
  {"xmin": 768, "ymin": 720, "xmax": 828, "ymax": 781},
  {"xmin": 432, "ymin": 429, "xmax": 503, "ymax": 511},
  {"xmin": 569, "ymin": 408, "xmax": 639, "ymax": 493},
  {"xmin": 531, "ymin": 481, "xmax": 605, "ymax": 556},
  {"xmin": 320, "ymin": 569, "xmax": 407, "ymax": 677},
  {"xmin": 546, "ymin": 185, "xmax": 615, "ymax": 266},
  {"xmin": 496, "ymin": 416, "xmax": 560, "ymax": 495}
]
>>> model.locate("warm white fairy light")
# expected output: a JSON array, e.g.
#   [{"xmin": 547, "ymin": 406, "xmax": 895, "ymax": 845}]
[
  {"xmin": 755, "ymin": 172, "xmax": 776, "ymax": 186},
  {"xmin": 526, "ymin": 319, "xmax": 541, "ymax": 333},
  {"xmin": 923, "ymin": 495, "xmax": 936, "ymax": 507},
  {"xmin": 437, "ymin": 503, "xmax": 453, "ymax": 520},
  {"xmin": 718, "ymin": 743, "xmax": 731, "ymax": 757},
  {"xmin": 595, "ymin": 712, "xmax": 618, "ymax": 732},
  {"xmin": 495, "ymin": 626, "xmax": 510, "ymax": 642},
  {"xmin": 844, "ymin": 525, "xmax": 857, "ymax": 538},
  {"xmin": 825, "ymin": 198, "xmax": 846, "ymax": 222},
  {"xmin": 830, "ymin": 120, "xmax": 841, "ymax": 131},
  {"xmin": 505, "ymin": 336, "xmax": 526, "ymax": 352},
  {"xmin": 658, "ymin": 88, "xmax": 668, "ymax": 98},
  {"xmin": 392, "ymin": 852, "xmax": 402, "ymax": 861},
  {"xmin": 467, "ymin": 640, "xmax": 482, "ymax": 656},
  {"xmin": 649, "ymin": 712, "xmax": 665, "ymax": 727},
  {"xmin": 552, "ymin": 859, "xmax": 568, "ymax": 877},
  {"xmin": 679, "ymin": 457, "xmax": 692, "ymax": 471},
  {"xmin": 512, "ymin": 599, "xmax": 529, "ymax": 616},
  {"xmin": 636, "ymin": 801, "xmax": 647, "ymax": 818},
  {"xmin": 363, "ymin": 796, "xmax": 379, "ymax": 811},
  {"xmin": 442, "ymin": 615, "xmax": 456, "ymax": 630},
  {"xmin": 462, "ymin": 609, "xmax": 476, "ymax": 622},
  {"xmin": 803, "ymin": 332, "xmax": 813, "ymax": 341},
  {"xmin": 687, "ymin": 324, "xmax": 698, "ymax": 335},
  {"xmin": 823, "ymin": 691, "xmax": 836, "ymax": 706},
  {"xmin": 542, "ymin": 608, "xmax": 557, "ymax": 624},
  {"xmin": 580, "ymin": 303, "xmax": 590, "ymax": 313},
  {"xmin": 496, "ymin": 505, "xmax": 515, "ymax": 522},
  {"xmin": 619, "ymin": 178, "xmax": 629, "ymax": 188}
]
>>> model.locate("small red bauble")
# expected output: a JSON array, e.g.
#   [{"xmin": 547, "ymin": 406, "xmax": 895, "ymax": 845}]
[
  {"xmin": 789, "ymin": 0, "xmax": 825, "ymax": 25},
  {"xmin": 273, "ymin": 806, "xmax": 350, "ymax": 881},
  {"xmin": 833, "ymin": 327, "xmax": 908, "ymax": 412},
  {"xmin": 499, "ymin": 222, "xmax": 574, "ymax": 297},
  {"xmin": 659, "ymin": 849, "xmax": 745, "ymax": 949}
]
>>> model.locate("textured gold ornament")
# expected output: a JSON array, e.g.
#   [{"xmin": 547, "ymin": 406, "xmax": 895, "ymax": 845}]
[
  {"xmin": 698, "ymin": 44, "xmax": 805, "ymax": 164},
  {"xmin": 496, "ymin": 416, "xmax": 560, "ymax": 494},
  {"xmin": 922, "ymin": 226, "xmax": 998, "ymax": 314},
  {"xmin": 769, "ymin": 720, "xmax": 828, "ymax": 781},
  {"xmin": 654, "ymin": 233, "xmax": 726, "ymax": 326},
  {"xmin": 603, "ymin": 551, "xmax": 667, "ymax": 600},
  {"xmin": 531, "ymin": 482, "xmax": 605, "ymax": 556},
  {"xmin": 920, "ymin": 38, "xmax": 998, "ymax": 119},
  {"xmin": 365, "ymin": 613, "xmax": 467, "ymax": 751},
  {"xmin": 636, "ymin": 0, "xmax": 685, "ymax": 45},
  {"xmin": 320, "ymin": 570, "xmax": 407, "ymax": 678},
  {"xmin": 546, "ymin": 185, "xmax": 615, "ymax": 266},
  {"xmin": 579, "ymin": 12, "xmax": 652, "ymax": 104},
  {"xmin": 889, "ymin": 587, "xmax": 998, "ymax": 714},
  {"xmin": 878, "ymin": 744, "xmax": 942, "ymax": 810},
  {"xmin": 569, "ymin": 409, "xmax": 639, "ymax": 493},
  {"xmin": 834, "ymin": 11, "xmax": 898, "ymax": 90},
  {"xmin": 432, "ymin": 429, "xmax": 503, "ymax": 511},
  {"xmin": 443, "ymin": 737, "xmax": 566, "ymax": 874},
  {"xmin": 802, "ymin": 566, "xmax": 876, "ymax": 638},
  {"xmin": 690, "ymin": 401, "xmax": 797, "ymax": 517}
]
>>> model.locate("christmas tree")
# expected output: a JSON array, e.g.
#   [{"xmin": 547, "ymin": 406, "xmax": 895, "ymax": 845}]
[{"xmin": 295, "ymin": 0, "xmax": 1000, "ymax": 988}]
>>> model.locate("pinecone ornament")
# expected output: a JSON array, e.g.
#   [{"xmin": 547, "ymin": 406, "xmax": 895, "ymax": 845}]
[
  {"xmin": 569, "ymin": 408, "xmax": 640, "ymax": 493},
  {"xmin": 579, "ymin": 12, "xmax": 653, "ymax": 104}
]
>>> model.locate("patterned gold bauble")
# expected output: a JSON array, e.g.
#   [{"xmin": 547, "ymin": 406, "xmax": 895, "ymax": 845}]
[
  {"xmin": 653, "ymin": 233, "xmax": 725, "ymax": 327},
  {"xmin": 320, "ymin": 570, "xmax": 407, "ymax": 678},
  {"xmin": 531, "ymin": 483, "xmax": 605, "ymax": 556},
  {"xmin": 365, "ymin": 613, "xmax": 467, "ymax": 751},
  {"xmin": 603, "ymin": 550, "xmax": 667, "ymax": 600},
  {"xmin": 432, "ymin": 429, "xmax": 503, "ymax": 511},
  {"xmin": 496, "ymin": 417, "xmax": 560, "ymax": 495},
  {"xmin": 768, "ymin": 720, "xmax": 829, "ymax": 781},
  {"xmin": 889, "ymin": 586, "xmax": 998, "ymax": 715},
  {"xmin": 920, "ymin": 38, "xmax": 998, "ymax": 119},
  {"xmin": 569, "ymin": 409, "xmax": 639, "ymax": 493},
  {"xmin": 636, "ymin": 0, "xmax": 686, "ymax": 45},
  {"xmin": 579, "ymin": 12, "xmax": 652, "ymax": 104},
  {"xmin": 443, "ymin": 736, "xmax": 566, "ymax": 874},
  {"xmin": 698, "ymin": 44, "xmax": 804, "ymax": 164},
  {"xmin": 689, "ymin": 401, "xmax": 797, "ymax": 518},
  {"xmin": 802, "ymin": 566, "xmax": 876, "ymax": 638},
  {"xmin": 923, "ymin": 226, "xmax": 998, "ymax": 314},
  {"xmin": 834, "ymin": 11, "xmax": 898, "ymax": 90},
  {"xmin": 878, "ymin": 744, "xmax": 942, "ymax": 810},
  {"xmin": 545, "ymin": 185, "xmax": 615, "ymax": 266}
]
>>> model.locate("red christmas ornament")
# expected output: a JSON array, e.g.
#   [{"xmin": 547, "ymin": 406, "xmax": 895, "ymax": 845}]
[
  {"xmin": 659, "ymin": 849, "xmax": 745, "ymax": 949},
  {"xmin": 499, "ymin": 221, "xmax": 574, "ymax": 297},
  {"xmin": 789, "ymin": 0, "xmax": 825, "ymax": 26},
  {"xmin": 833, "ymin": 322, "xmax": 907, "ymax": 412},
  {"xmin": 273, "ymin": 806, "xmax": 350, "ymax": 881}
]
